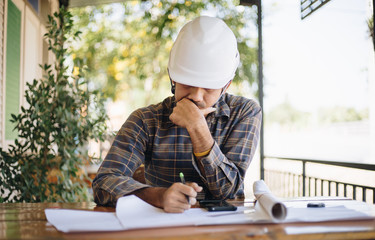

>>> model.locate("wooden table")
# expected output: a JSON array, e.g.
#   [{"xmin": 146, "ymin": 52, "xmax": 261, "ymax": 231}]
[{"xmin": 1, "ymin": 201, "xmax": 375, "ymax": 239}]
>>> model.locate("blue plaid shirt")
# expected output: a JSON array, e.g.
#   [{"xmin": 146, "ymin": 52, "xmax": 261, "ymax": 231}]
[{"xmin": 93, "ymin": 93, "xmax": 262, "ymax": 206}]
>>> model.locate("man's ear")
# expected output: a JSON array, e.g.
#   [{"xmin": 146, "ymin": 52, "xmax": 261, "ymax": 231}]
[{"xmin": 170, "ymin": 79, "xmax": 176, "ymax": 94}]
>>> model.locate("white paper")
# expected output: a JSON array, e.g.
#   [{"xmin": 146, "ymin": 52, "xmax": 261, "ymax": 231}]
[
  {"xmin": 116, "ymin": 195, "xmax": 198, "ymax": 229},
  {"xmin": 45, "ymin": 181, "xmax": 375, "ymax": 233},
  {"xmin": 116, "ymin": 195, "xmax": 254, "ymax": 229},
  {"xmin": 253, "ymin": 180, "xmax": 287, "ymax": 222},
  {"xmin": 285, "ymin": 226, "xmax": 373, "ymax": 235},
  {"xmin": 286, "ymin": 205, "xmax": 371, "ymax": 222},
  {"xmin": 44, "ymin": 209, "xmax": 123, "ymax": 233},
  {"xmin": 252, "ymin": 180, "xmax": 375, "ymax": 223}
]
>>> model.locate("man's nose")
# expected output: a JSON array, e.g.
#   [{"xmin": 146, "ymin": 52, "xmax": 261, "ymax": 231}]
[{"xmin": 187, "ymin": 87, "xmax": 204, "ymax": 103}]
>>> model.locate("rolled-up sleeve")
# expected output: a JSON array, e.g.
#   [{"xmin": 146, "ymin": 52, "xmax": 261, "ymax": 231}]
[
  {"xmin": 92, "ymin": 110, "xmax": 150, "ymax": 206},
  {"xmin": 192, "ymin": 101, "xmax": 262, "ymax": 199}
]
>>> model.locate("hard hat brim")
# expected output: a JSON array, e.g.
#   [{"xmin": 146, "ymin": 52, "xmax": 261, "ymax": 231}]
[{"xmin": 169, "ymin": 69, "xmax": 234, "ymax": 89}]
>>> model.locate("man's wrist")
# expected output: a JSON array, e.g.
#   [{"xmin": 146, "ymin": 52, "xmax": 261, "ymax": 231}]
[
  {"xmin": 193, "ymin": 143, "xmax": 214, "ymax": 157},
  {"xmin": 133, "ymin": 187, "xmax": 166, "ymax": 208},
  {"xmin": 186, "ymin": 120, "xmax": 214, "ymax": 152}
]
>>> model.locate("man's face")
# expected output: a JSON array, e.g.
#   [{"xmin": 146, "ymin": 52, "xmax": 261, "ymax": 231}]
[{"xmin": 174, "ymin": 82, "xmax": 222, "ymax": 109}]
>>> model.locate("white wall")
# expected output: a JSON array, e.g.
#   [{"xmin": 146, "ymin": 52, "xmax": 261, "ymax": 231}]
[
  {"xmin": 0, "ymin": 0, "xmax": 5, "ymax": 147},
  {"xmin": 1, "ymin": 0, "xmax": 58, "ymax": 147},
  {"xmin": 23, "ymin": 7, "xmax": 40, "ymax": 106}
]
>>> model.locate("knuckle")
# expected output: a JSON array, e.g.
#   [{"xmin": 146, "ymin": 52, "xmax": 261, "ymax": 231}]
[
  {"xmin": 190, "ymin": 190, "xmax": 197, "ymax": 198},
  {"xmin": 191, "ymin": 182, "xmax": 198, "ymax": 188}
]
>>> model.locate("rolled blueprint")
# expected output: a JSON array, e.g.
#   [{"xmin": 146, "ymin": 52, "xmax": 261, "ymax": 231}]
[{"xmin": 253, "ymin": 180, "xmax": 287, "ymax": 221}]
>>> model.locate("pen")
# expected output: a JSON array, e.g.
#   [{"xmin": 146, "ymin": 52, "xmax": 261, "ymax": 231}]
[{"xmin": 179, "ymin": 172, "xmax": 190, "ymax": 204}]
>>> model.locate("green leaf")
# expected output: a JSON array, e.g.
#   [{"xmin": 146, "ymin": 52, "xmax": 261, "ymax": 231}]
[{"xmin": 0, "ymin": 6, "xmax": 108, "ymax": 203}]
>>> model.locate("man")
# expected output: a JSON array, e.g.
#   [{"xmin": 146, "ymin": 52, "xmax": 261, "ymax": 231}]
[{"xmin": 93, "ymin": 16, "xmax": 262, "ymax": 213}]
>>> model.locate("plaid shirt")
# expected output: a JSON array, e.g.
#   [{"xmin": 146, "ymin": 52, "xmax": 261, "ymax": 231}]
[{"xmin": 93, "ymin": 93, "xmax": 262, "ymax": 206}]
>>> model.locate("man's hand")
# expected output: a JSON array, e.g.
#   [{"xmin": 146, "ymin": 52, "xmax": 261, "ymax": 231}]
[
  {"xmin": 169, "ymin": 98, "xmax": 215, "ymax": 130},
  {"xmin": 162, "ymin": 182, "xmax": 203, "ymax": 213},
  {"xmin": 133, "ymin": 183, "xmax": 203, "ymax": 213},
  {"xmin": 169, "ymin": 98, "xmax": 215, "ymax": 155}
]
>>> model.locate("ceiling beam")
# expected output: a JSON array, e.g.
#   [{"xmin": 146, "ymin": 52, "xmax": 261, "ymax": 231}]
[{"xmin": 301, "ymin": 0, "xmax": 332, "ymax": 20}]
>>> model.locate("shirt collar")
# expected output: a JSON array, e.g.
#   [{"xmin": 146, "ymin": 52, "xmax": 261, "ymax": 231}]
[{"xmin": 212, "ymin": 93, "xmax": 230, "ymax": 118}]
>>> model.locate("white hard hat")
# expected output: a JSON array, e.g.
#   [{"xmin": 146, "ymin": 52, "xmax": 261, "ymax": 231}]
[{"xmin": 168, "ymin": 16, "xmax": 239, "ymax": 89}]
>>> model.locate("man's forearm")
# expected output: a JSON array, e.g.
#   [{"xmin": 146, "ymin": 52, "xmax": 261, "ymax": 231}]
[
  {"xmin": 186, "ymin": 121, "xmax": 214, "ymax": 155},
  {"xmin": 186, "ymin": 121, "xmax": 215, "ymax": 175},
  {"xmin": 133, "ymin": 187, "xmax": 167, "ymax": 208}
]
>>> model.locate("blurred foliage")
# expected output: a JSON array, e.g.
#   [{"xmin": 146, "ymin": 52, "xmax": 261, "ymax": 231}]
[
  {"xmin": 0, "ymin": 7, "xmax": 108, "ymax": 202},
  {"xmin": 368, "ymin": 14, "xmax": 374, "ymax": 50},
  {"xmin": 70, "ymin": 0, "xmax": 258, "ymax": 109},
  {"xmin": 265, "ymin": 99, "xmax": 311, "ymax": 128},
  {"xmin": 266, "ymin": 98, "xmax": 369, "ymax": 128},
  {"xmin": 318, "ymin": 106, "xmax": 368, "ymax": 124}
]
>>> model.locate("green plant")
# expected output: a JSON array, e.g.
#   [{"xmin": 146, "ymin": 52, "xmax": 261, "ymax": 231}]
[
  {"xmin": 0, "ymin": 7, "xmax": 108, "ymax": 202},
  {"xmin": 368, "ymin": 15, "xmax": 374, "ymax": 50}
]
